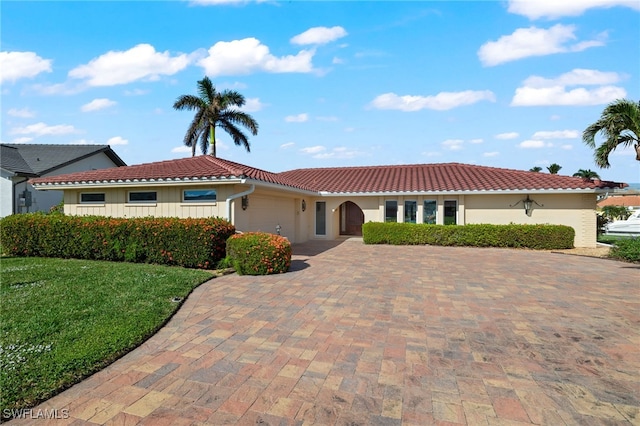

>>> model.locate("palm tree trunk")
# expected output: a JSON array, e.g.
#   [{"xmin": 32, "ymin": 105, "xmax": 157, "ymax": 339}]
[{"xmin": 210, "ymin": 124, "xmax": 216, "ymax": 157}]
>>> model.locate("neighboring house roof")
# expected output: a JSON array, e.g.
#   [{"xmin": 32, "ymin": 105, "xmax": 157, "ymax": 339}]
[
  {"xmin": 30, "ymin": 156, "xmax": 626, "ymax": 194},
  {"xmin": 2, "ymin": 144, "xmax": 126, "ymax": 175},
  {"xmin": 598, "ymin": 195, "xmax": 640, "ymax": 208},
  {"xmin": 30, "ymin": 156, "xmax": 315, "ymax": 191},
  {"xmin": 1, "ymin": 145, "xmax": 37, "ymax": 176},
  {"xmin": 280, "ymin": 163, "xmax": 625, "ymax": 194}
]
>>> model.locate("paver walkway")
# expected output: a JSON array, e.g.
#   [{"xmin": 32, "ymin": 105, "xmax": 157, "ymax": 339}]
[{"xmin": 9, "ymin": 239, "xmax": 640, "ymax": 425}]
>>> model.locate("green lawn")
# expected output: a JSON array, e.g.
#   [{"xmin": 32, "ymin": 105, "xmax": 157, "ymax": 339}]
[{"xmin": 0, "ymin": 257, "xmax": 214, "ymax": 413}]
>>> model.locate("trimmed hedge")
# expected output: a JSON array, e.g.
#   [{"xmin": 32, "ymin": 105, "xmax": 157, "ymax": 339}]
[
  {"xmin": 362, "ymin": 222, "xmax": 575, "ymax": 250},
  {"xmin": 609, "ymin": 238, "xmax": 640, "ymax": 263},
  {"xmin": 226, "ymin": 232, "xmax": 292, "ymax": 275},
  {"xmin": 0, "ymin": 214, "xmax": 235, "ymax": 269}
]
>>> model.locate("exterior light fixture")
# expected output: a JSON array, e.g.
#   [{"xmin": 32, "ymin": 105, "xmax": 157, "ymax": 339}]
[
  {"xmin": 241, "ymin": 195, "xmax": 249, "ymax": 210},
  {"xmin": 276, "ymin": 224, "xmax": 282, "ymax": 235},
  {"xmin": 510, "ymin": 195, "xmax": 543, "ymax": 217}
]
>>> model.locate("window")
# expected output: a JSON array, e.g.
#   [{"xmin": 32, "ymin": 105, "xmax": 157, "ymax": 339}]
[
  {"xmin": 404, "ymin": 200, "xmax": 417, "ymax": 223},
  {"xmin": 424, "ymin": 200, "xmax": 437, "ymax": 224},
  {"xmin": 183, "ymin": 189, "xmax": 216, "ymax": 202},
  {"xmin": 385, "ymin": 200, "xmax": 398, "ymax": 222},
  {"xmin": 80, "ymin": 193, "xmax": 105, "ymax": 203},
  {"xmin": 315, "ymin": 201, "xmax": 326, "ymax": 235},
  {"xmin": 128, "ymin": 191, "xmax": 157, "ymax": 203},
  {"xmin": 444, "ymin": 200, "xmax": 457, "ymax": 225}
]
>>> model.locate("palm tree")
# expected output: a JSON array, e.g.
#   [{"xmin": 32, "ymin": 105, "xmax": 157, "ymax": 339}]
[
  {"xmin": 572, "ymin": 169, "xmax": 601, "ymax": 180},
  {"xmin": 582, "ymin": 99, "xmax": 640, "ymax": 168},
  {"xmin": 173, "ymin": 76, "xmax": 259, "ymax": 157},
  {"xmin": 529, "ymin": 166, "xmax": 542, "ymax": 172},
  {"xmin": 547, "ymin": 163, "xmax": 562, "ymax": 174}
]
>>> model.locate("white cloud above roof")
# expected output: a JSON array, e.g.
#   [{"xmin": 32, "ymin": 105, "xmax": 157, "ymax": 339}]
[
  {"xmin": 0, "ymin": 51, "xmax": 52, "ymax": 83},
  {"xmin": 285, "ymin": 113, "xmax": 309, "ymax": 123},
  {"xmin": 519, "ymin": 140, "xmax": 549, "ymax": 149},
  {"xmin": 10, "ymin": 122, "xmax": 78, "ymax": 136},
  {"xmin": 532, "ymin": 130, "xmax": 580, "ymax": 139},
  {"xmin": 511, "ymin": 69, "xmax": 627, "ymax": 106},
  {"xmin": 495, "ymin": 132, "xmax": 520, "ymax": 140},
  {"xmin": 106, "ymin": 136, "xmax": 128, "ymax": 145},
  {"xmin": 81, "ymin": 98, "xmax": 117, "ymax": 112},
  {"xmin": 507, "ymin": 0, "xmax": 640, "ymax": 20},
  {"xmin": 290, "ymin": 26, "xmax": 348, "ymax": 45},
  {"xmin": 370, "ymin": 90, "xmax": 495, "ymax": 111},
  {"xmin": 198, "ymin": 38, "xmax": 314, "ymax": 77},
  {"xmin": 8, "ymin": 108, "xmax": 36, "ymax": 118},
  {"xmin": 68, "ymin": 44, "xmax": 190, "ymax": 86},
  {"xmin": 478, "ymin": 25, "xmax": 605, "ymax": 67}
]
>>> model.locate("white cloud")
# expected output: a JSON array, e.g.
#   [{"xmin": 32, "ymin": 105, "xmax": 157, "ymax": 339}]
[
  {"xmin": 124, "ymin": 88, "xmax": 149, "ymax": 96},
  {"xmin": 370, "ymin": 90, "xmax": 495, "ymax": 111},
  {"xmin": 280, "ymin": 142, "xmax": 295, "ymax": 149},
  {"xmin": 507, "ymin": 0, "xmax": 640, "ymax": 20},
  {"xmin": 332, "ymin": 57, "xmax": 344, "ymax": 65},
  {"xmin": 312, "ymin": 146, "xmax": 362, "ymax": 160},
  {"xmin": 478, "ymin": 25, "xmax": 605, "ymax": 67},
  {"xmin": 519, "ymin": 140, "xmax": 548, "ymax": 149},
  {"xmin": 0, "ymin": 51, "xmax": 52, "ymax": 83},
  {"xmin": 106, "ymin": 136, "xmax": 128, "ymax": 145},
  {"xmin": 7, "ymin": 108, "xmax": 35, "ymax": 118},
  {"xmin": 68, "ymin": 44, "xmax": 190, "ymax": 86},
  {"xmin": 81, "ymin": 98, "xmax": 117, "ymax": 112},
  {"xmin": 442, "ymin": 139, "xmax": 464, "ymax": 151},
  {"xmin": 198, "ymin": 38, "xmax": 314, "ymax": 77},
  {"xmin": 483, "ymin": 151, "xmax": 500, "ymax": 157},
  {"xmin": 511, "ymin": 69, "xmax": 627, "ymax": 106},
  {"xmin": 6, "ymin": 137, "xmax": 33, "ymax": 144},
  {"xmin": 495, "ymin": 132, "xmax": 519, "ymax": 140},
  {"xmin": 561, "ymin": 144, "xmax": 574, "ymax": 150},
  {"xmin": 171, "ymin": 146, "xmax": 192, "ymax": 153},
  {"xmin": 316, "ymin": 116, "xmax": 339, "ymax": 122},
  {"xmin": 10, "ymin": 122, "xmax": 77, "ymax": 136},
  {"xmin": 242, "ymin": 98, "xmax": 264, "ymax": 112},
  {"xmin": 300, "ymin": 145, "xmax": 326, "ymax": 154},
  {"xmin": 285, "ymin": 113, "xmax": 309, "ymax": 123},
  {"xmin": 469, "ymin": 138, "xmax": 484, "ymax": 144},
  {"xmin": 532, "ymin": 130, "xmax": 580, "ymax": 139},
  {"xmin": 290, "ymin": 26, "xmax": 348, "ymax": 45}
]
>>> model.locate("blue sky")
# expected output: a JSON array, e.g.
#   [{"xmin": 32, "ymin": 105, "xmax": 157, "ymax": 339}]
[{"xmin": 2, "ymin": 0, "xmax": 639, "ymax": 183}]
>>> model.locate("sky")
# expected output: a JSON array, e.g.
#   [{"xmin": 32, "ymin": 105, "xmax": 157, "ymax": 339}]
[{"xmin": 2, "ymin": 0, "xmax": 639, "ymax": 184}]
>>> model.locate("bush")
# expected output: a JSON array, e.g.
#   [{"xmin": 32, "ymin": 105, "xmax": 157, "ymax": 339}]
[
  {"xmin": 226, "ymin": 232, "xmax": 291, "ymax": 275},
  {"xmin": 362, "ymin": 222, "xmax": 575, "ymax": 250},
  {"xmin": 609, "ymin": 238, "xmax": 640, "ymax": 263},
  {"xmin": 0, "ymin": 214, "xmax": 235, "ymax": 269}
]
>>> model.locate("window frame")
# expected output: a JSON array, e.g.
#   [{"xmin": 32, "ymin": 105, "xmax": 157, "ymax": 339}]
[
  {"xmin": 404, "ymin": 200, "xmax": 417, "ymax": 224},
  {"xmin": 423, "ymin": 199, "xmax": 437, "ymax": 224},
  {"xmin": 79, "ymin": 192, "xmax": 106, "ymax": 204},
  {"xmin": 182, "ymin": 189, "xmax": 217, "ymax": 203},
  {"xmin": 127, "ymin": 191, "xmax": 157, "ymax": 203},
  {"xmin": 385, "ymin": 200, "xmax": 398, "ymax": 223}
]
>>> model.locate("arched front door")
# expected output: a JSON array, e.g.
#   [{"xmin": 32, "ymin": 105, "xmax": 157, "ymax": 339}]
[{"xmin": 339, "ymin": 201, "xmax": 364, "ymax": 236}]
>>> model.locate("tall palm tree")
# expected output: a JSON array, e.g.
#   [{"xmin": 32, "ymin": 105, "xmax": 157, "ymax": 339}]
[
  {"xmin": 173, "ymin": 76, "xmax": 259, "ymax": 157},
  {"xmin": 529, "ymin": 166, "xmax": 542, "ymax": 172},
  {"xmin": 547, "ymin": 163, "xmax": 562, "ymax": 174},
  {"xmin": 582, "ymin": 99, "xmax": 640, "ymax": 168},
  {"xmin": 572, "ymin": 169, "xmax": 600, "ymax": 180}
]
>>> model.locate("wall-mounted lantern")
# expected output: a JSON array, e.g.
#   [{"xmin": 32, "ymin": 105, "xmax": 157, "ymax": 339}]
[
  {"xmin": 276, "ymin": 224, "xmax": 282, "ymax": 235},
  {"xmin": 301, "ymin": 199, "xmax": 306, "ymax": 212},
  {"xmin": 510, "ymin": 195, "xmax": 543, "ymax": 217},
  {"xmin": 241, "ymin": 195, "xmax": 249, "ymax": 210}
]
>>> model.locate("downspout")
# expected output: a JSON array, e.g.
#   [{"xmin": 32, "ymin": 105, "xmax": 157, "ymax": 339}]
[{"xmin": 226, "ymin": 182, "xmax": 255, "ymax": 225}]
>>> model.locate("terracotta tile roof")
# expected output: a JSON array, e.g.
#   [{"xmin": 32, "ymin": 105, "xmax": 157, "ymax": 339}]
[
  {"xmin": 598, "ymin": 195, "xmax": 640, "ymax": 208},
  {"xmin": 30, "ymin": 156, "xmax": 313, "ymax": 191},
  {"xmin": 31, "ymin": 157, "xmax": 625, "ymax": 193},
  {"xmin": 279, "ymin": 163, "xmax": 624, "ymax": 193}
]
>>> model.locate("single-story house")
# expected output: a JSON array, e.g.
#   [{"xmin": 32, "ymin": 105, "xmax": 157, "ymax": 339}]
[
  {"xmin": 29, "ymin": 156, "xmax": 626, "ymax": 247},
  {"xmin": 597, "ymin": 194, "xmax": 640, "ymax": 212},
  {"xmin": 1, "ymin": 144, "xmax": 126, "ymax": 218}
]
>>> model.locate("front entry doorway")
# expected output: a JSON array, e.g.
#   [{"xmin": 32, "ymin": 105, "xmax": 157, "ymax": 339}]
[{"xmin": 339, "ymin": 201, "xmax": 364, "ymax": 236}]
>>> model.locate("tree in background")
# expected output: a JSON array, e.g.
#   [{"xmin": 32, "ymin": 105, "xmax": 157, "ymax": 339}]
[
  {"xmin": 529, "ymin": 166, "xmax": 542, "ymax": 172},
  {"xmin": 173, "ymin": 76, "xmax": 259, "ymax": 157},
  {"xmin": 572, "ymin": 169, "xmax": 601, "ymax": 180},
  {"xmin": 547, "ymin": 163, "xmax": 562, "ymax": 174},
  {"xmin": 582, "ymin": 99, "xmax": 640, "ymax": 168}
]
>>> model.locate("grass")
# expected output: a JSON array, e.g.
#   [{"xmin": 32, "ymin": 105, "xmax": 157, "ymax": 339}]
[{"xmin": 0, "ymin": 257, "xmax": 214, "ymax": 414}]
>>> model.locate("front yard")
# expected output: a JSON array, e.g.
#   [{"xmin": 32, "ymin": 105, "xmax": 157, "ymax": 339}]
[{"xmin": 0, "ymin": 257, "xmax": 213, "ymax": 415}]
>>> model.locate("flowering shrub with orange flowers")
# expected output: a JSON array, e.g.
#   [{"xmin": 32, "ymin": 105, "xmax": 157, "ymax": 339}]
[
  {"xmin": 225, "ymin": 232, "xmax": 291, "ymax": 275},
  {"xmin": 0, "ymin": 213, "xmax": 235, "ymax": 269}
]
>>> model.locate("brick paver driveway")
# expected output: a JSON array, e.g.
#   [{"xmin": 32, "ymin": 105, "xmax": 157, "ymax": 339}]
[{"xmin": 12, "ymin": 239, "xmax": 639, "ymax": 425}]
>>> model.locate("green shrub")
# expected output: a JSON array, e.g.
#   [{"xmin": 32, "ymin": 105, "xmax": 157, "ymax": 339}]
[
  {"xmin": 362, "ymin": 222, "xmax": 575, "ymax": 250},
  {"xmin": 0, "ymin": 214, "xmax": 235, "ymax": 269},
  {"xmin": 226, "ymin": 232, "xmax": 291, "ymax": 275},
  {"xmin": 609, "ymin": 238, "xmax": 640, "ymax": 263}
]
